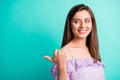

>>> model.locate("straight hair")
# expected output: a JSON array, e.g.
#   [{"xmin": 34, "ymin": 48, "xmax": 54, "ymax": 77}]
[{"xmin": 61, "ymin": 4, "xmax": 101, "ymax": 62}]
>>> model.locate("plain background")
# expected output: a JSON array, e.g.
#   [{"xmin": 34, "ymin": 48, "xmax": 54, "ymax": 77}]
[{"xmin": 0, "ymin": 0, "xmax": 120, "ymax": 80}]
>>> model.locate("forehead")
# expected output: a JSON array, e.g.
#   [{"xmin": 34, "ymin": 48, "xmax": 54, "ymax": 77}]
[{"xmin": 73, "ymin": 10, "xmax": 91, "ymax": 19}]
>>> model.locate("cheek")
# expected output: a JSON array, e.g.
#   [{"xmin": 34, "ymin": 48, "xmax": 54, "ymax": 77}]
[
  {"xmin": 71, "ymin": 27, "xmax": 78, "ymax": 36},
  {"xmin": 71, "ymin": 27, "xmax": 76, "ymax": 34},
  {"xmin": 88, "ymin": 26, "xmax": 92, "ymax": 35},
  {"xmin": 88, "ymin": 23, "xmax": 92, "ymax": 30},
  {"xmin": 71, "ymin": 24, "xmax": 79, "ymax": 30}
]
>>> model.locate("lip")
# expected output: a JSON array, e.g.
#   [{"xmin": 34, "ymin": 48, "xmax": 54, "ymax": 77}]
[{"xmin": 78, "ymin": 29, "xmax": 88, "ymax": 34}]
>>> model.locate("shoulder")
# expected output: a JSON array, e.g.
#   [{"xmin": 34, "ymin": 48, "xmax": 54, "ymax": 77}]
[
  {"xmin": 60, "ymin": 41, "xmax": 73, "ymax": 54},
  {"xmin": 60, "ymin": 44, "xmax": 70, "ymax": 53},
  {"xmin": 60, "ymin": 45, "xmax": 73, "ymax": 60},
  {"xmin": 61, "ymin": 41, "xmax": 71, "ymax": 50}
]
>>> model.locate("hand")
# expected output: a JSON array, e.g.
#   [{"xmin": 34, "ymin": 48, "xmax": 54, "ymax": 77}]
[
  {"xmin": 44, "ymin": 49, "xmax": 67, "ymax": 67},
  {"xmin": 44, "ymin": 49, "xmax": 58, "ymax": 63}
]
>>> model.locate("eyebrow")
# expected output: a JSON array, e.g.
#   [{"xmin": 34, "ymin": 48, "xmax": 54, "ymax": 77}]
[
  {"xmin": 84, "ymin": 18, "xmax": 91, "ymax": 20},
  {"xmin": 72, "ymin": 18, "xmax": 91, "ymax": 20},
  {"xmin": 72, "ymin": 18, "xmax": 81, "ymax": 21}
]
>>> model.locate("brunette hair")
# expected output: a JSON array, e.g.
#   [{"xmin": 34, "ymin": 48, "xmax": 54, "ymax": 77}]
[{"xmin": 61, "ymin": 4, "xmax": 101, "ymax": 62}]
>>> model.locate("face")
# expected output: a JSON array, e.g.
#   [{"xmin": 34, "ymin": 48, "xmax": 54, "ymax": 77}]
[{"xmin": 71, "ymin": 10, "xmax": 92, "ymax": 39}]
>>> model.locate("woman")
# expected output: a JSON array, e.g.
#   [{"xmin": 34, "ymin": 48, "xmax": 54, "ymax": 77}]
[{"xmin": 44, "ymin": 4, "xmax": 105, "ymax": 80}]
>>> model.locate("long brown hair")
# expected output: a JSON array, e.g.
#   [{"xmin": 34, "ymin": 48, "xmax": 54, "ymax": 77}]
[{"xmin": 61, "ymin": 4, "xmax": 101, "ymax": 62}]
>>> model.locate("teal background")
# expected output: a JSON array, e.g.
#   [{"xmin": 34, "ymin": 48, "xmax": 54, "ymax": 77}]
[{"xmin": 0, "ymin": 0, "xmax": 120, "ymax": 80}]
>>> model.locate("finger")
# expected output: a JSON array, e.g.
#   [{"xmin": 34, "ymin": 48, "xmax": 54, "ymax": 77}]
[
  {"xmin": 54, "ymin": 49, "xmax": 58, "ymax": 57},
  {"xmin": 58, "ymin": 50, "xmax": 61, "ymax": 55},
  {"xmin": 59, "ymin": 50, "xmax": 63, "ymax": 55},
  {"xmin": 44, "ymin": 56, "xmax": 53, "ymax": 62}
]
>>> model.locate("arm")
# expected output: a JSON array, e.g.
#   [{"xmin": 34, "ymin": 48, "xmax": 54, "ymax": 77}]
[
  {"xmin": 58, "ymin": 64, "xmax": 68, "ymax": 80},
  {"xmin": 44, "ymin": 49, "xmax": 68, "ymax": 80},
  {"xmin": 57, "ymin": 50, "xmax": 68, "ymax": 80}
]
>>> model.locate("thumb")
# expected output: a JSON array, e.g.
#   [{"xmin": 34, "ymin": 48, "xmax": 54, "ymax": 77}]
[{"xmin": 44, "ymin": 56, "xmax": 53, "ymax": 62}]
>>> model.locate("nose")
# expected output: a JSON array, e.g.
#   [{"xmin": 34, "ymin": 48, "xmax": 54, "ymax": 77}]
[{"xmin": 79, "ymin": 21, "xmax": 85, "ymax": 28}]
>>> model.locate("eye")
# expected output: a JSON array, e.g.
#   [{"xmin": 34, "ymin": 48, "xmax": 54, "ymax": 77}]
[
  {"xmin": 74, "ymin": 20, "xmax": 79, "ymax": 23},
  {"xmin": 85, "ymin": 20, "xmax": 90, "ymax": 23},
  {"xmin": 73, "ymin": 20, "xmax": 80, "ymax": 24}
]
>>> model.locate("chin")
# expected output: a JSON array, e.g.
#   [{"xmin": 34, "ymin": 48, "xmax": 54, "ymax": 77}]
[
  {"xmin": 78, "ymin": 34, "xmax": 88, "ymax": 38},
  {"xmin": 76, "ymin": 36, "xmax": 87, "ymax": 39}
]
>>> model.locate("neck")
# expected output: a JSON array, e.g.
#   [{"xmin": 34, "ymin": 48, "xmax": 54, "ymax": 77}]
[{"xmin": 70, "ymin": 38, "xmax": 87, "ymax": 48}]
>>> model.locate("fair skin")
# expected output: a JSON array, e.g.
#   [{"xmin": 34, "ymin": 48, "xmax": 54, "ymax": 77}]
[{"xmin": 44, "ymin": 10, "xmax": 92, "ymax": 80}]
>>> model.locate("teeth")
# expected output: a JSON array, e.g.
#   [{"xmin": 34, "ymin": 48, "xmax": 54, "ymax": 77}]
[
  {"xmin": 79, "ymin": 30, "xmax": 86, "ymax": 32},
  {"xmin": 78, "ymin": 30, "xmax": 87, "ymax": 33},
  {"xmin": 78, "ymin": 30, "xmax": 87, "ymax": 31}
]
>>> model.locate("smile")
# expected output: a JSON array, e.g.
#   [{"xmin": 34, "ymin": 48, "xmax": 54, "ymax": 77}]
[{"xmin": 78, "ymin": 29, "xmax": 88, "ymax": 34}]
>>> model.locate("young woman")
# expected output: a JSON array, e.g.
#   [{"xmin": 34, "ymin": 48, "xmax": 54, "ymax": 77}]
[{"xmin": 44, "ymin": 4, "xmax": 105, "ymax": 80}]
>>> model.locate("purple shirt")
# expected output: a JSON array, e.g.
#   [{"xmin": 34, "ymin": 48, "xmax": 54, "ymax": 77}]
[{"xmin": 51, "ymin": 58, "xmax": 105, "ymax": 80}]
